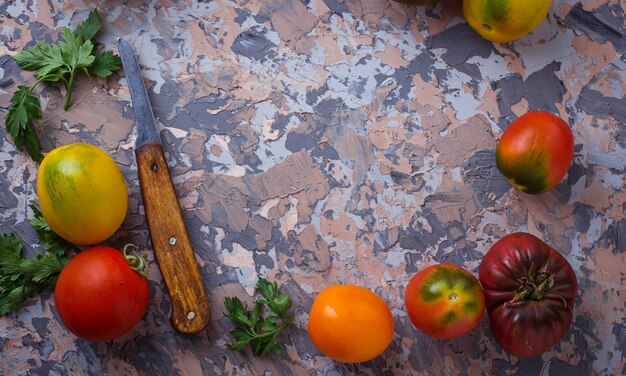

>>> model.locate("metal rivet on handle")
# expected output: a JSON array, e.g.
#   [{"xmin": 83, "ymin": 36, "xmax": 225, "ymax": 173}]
[
  {"xmin": 187, "ymin": 311, "xmax": 196, "ymax": 320},
  {"xmin": 169, "ymin": 236, "xmax": 177, "ymax": 245},
  {"xmin": 151, "ymin": 164, "xmax": 158, "ymax": 172}
]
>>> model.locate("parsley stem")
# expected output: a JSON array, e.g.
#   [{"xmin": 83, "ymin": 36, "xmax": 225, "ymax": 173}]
[
  {"xmin": 44, "ymin": 74, "xmax": 70, "ymax": 87},
  {"xmin": 26, "ymin": 77, "xmax": 47, "ymax": 95},
  {"xmin": 63, "ymin": 69, "xmax": 76, "ymax": 110},
  {"xmin": 251, "ymin": 316, "xmax": 294, "ymax": 339}
]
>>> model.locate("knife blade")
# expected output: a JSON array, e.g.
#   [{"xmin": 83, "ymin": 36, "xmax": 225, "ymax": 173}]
[{"xmin": 117, "ymin": 38, "xmax": 211, "ymax": 334}]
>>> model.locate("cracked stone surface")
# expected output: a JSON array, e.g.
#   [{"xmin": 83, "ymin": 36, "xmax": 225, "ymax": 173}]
[{"xmin": 0, "ymin": 1, "xmax": 624, "ymax": 375}]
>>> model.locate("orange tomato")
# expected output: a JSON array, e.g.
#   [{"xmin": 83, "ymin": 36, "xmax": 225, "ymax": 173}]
[
  {"xmin": 37, "ymin": 143, "xmax": 128, "ymax": 245},
  {"xmin": 307, "ymin": 285, "xmax": 394, "ymax": 363}
]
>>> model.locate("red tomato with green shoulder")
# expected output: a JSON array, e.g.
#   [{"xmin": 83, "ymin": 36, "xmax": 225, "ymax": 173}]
[
  {"xmin": 404, "ymin": 263, "xmax": 485, "ymax": 339},
  {"xmin": 496, "ymin": 111, "xmax": 574, "ymax": 194},
  {"xmin": 54, "ymin": 245, "xmax": 150, "ymax": 341},
  {"xmin": 479, "ymin": 232, "xmax": 578, "ymax": 357}
]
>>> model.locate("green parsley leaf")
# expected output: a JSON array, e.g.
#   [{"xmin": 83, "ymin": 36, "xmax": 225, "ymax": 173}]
[
  {"xmin": 6, "ymin": 86, "xmax": 42, "ymax": 139},
  {"xmin": 22, "ymin": 125, "xmax": 43, "ymax": 162},
  {"xmin": 0, "ymin": 206, "xmax": 76, "ymax": 315},
  {"xmin": 73, "ymin": 9, "xmax": 102, "ymax": 42},
  {"xmin": 28, "ymin": 205, "xmax": 71, "ymax": 263},
  {"xmin": 228, "ymin": 328, "xmax": 254, "ymax": 350},
  {"xmin": 251, "ymin": 301, "xmax": 263, "ymax": 329},
  {"xmin": 59, "ymin": 27, "xmax": 96, "ymax": 69},
  {"xmin": 268, "ymin": 293, "xmax": 292, "ymax": 317},
  {"xmin": 87, "ymin": 51, "xmax": 122, "ymax": 77},
  {"xmin": 3, "ymin": 9, "xmax": 120, "ymax": 161},
  {"xmin": 224, "ymin": 277, "xmax": 294, "ymax": 357},
  {"xmin": 74, "ymin": 9, "xmax": 102, "ymax": 41},
  {"xmin": 0, "ymin": 232, "xmax": 66, "ymax": 315},
  {"xmin": 256, "ymin": 277, "xmax": 278, "ymax": 301},
  {"xmin": 14, "ymin": 40, "xmax": 64, "ymax": 73},
  {"xmin": 0, "ymin": 233, "xmax": 23, "ymax": 255},
  {"xmin": 5, "ymin": 85, "xmax": 43, "ymax": 161}
]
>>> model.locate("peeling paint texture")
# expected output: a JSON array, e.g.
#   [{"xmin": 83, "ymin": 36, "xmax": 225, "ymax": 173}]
[{"xmin": 1, "ymin": 1, "xmax": 625, "ymax": 375}]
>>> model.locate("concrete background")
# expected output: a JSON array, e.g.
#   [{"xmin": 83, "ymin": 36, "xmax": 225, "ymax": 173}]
[{"xmin": 0, "ymin": 0, "xmax": 624, "ymax": 375}]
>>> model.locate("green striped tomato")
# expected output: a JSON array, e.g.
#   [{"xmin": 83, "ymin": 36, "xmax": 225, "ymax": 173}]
[
  {"xmin": 496, "ymin": 111, "xmax": 574, "ymax": 194},
  {"xmin": 404, "ymin": 263, "xmax": 485, "ymax": 339}
]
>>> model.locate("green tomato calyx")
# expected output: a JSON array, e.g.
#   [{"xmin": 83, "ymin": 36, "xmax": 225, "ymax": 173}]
[
  {"xmin": 123, "ymin": 243, "xmax": 150, "ymax": 278},
  {"xmin": 505, "ymin": 263, "xmax": 567, "ymax": 308}
]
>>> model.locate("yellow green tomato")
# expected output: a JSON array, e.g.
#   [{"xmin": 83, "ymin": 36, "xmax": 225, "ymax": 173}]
[
  {"xmin": 37, "ymin": 142, "xmax": 128, "ymax": 245},
  {"xmin": 463, "ymin": 0, "xmax": 551, "ymax": 43}
]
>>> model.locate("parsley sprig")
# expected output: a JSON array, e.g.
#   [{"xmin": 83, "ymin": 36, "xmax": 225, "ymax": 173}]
[
  {"xmin": 224, "ymin": 277, "xmax": 294, "ymax": 356},
  {"xmin": 0, "ymin": 205, "xmax": 72, "ymax": 315},
  {"xmin": 5, "ymin": 9, "xmax": 121, "ymax": 162}
]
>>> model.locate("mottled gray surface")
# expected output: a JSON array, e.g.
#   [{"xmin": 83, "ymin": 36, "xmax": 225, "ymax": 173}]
[{"xmin": 0, "ymin": 0, "xmax": 625, "ymax": 375}]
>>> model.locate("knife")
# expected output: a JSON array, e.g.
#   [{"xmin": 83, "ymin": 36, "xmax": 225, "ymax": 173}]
[{"xmin": 117, "ymin": 38, "xmax": 211, "ymax": 334}]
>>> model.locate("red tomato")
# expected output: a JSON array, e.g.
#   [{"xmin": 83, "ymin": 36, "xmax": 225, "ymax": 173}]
[
  {"xmin": 54, "ymin": 246, "xmax": 150, "ymax": 341},
  {"xmin": 496, "ymin": 111, "xmax": 574, "ymax": 194},
  {"xmin": 405, "ymin": 263, "xmax": 485, "ymax": 339},
  {"xmin": 307, "ymin": 285, "xmax": 394, "ymax": 363},
  {"xmin": 479, "ymin": 233, "xmax": 578, "ymax": 357}
]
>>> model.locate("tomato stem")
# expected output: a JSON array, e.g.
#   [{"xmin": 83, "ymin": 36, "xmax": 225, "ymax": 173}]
[
  {"xmin": 505, "ymin": 263, "xmax": 567, "ymax": 308},
  {"xmin": 123, "ymin": 244, "xmax": 149, "ymax": 278}
]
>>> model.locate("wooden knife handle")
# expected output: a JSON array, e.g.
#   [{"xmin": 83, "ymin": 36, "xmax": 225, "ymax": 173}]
[{"xmin": 136, "ymin": 144, "xmax": 211, "ymax": 334}]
